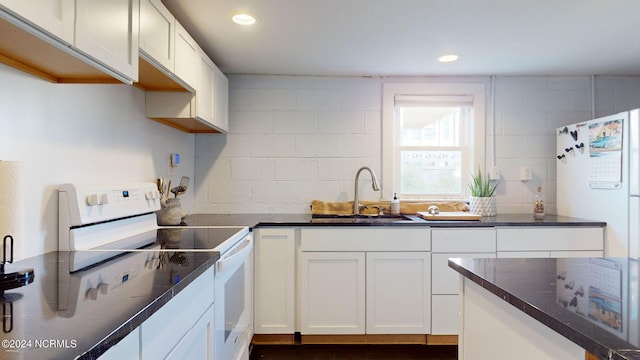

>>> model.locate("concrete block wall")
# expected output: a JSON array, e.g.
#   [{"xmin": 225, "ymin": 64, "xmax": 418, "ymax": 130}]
[{"xmin": 194, "ymin": 75, "xmax": 640, "ymax": 215}]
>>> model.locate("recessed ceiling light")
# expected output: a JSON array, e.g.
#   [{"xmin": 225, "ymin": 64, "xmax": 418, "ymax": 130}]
[
  {"xmin": 438, "ymin": 54, "xmax": 459, "ymax": 63},
  {"xmin": 232, "ymin": 13, "xmax": 257, "ymax": 26}
]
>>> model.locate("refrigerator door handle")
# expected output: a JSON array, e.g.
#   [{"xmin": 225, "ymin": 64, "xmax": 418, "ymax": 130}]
[{"xmin": 630, "ymin": 110, "xmax": 640, "ymax": 196}]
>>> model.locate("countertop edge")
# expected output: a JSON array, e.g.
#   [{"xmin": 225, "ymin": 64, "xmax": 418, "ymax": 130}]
[
  {"xmin": 448, "ymin": 259, "xmax": 628, "ymax": 360},
  {"xmin": 184, "ymin": 214, "xmax": 606, "ymax": 229}
]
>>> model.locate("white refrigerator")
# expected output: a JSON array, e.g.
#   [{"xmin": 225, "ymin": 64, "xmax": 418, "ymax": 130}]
[{"xmin": 556, "ymin": 109, "xmax": 640, "ymax": 258}]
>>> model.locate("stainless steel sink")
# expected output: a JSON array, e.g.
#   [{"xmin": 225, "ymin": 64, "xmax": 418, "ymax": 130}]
[{"xmin": 310, "ymin": 214, "xmax": 418, "ymax": 224}]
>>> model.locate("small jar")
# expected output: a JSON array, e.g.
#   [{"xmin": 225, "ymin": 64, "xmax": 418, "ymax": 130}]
[{"xmin": 533, "ymin": 186, "xmax": 545, "ymax": 219}]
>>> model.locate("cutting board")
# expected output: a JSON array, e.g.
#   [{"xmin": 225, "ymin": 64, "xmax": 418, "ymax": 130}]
[{"xmin": 417, "ymin": 211, "xmax": 482, "ymax": 221}]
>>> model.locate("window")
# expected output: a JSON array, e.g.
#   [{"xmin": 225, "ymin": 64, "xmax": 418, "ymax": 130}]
[{"xmin": 382, "ymin": 83, "xmax": 486, "ymax": 200}]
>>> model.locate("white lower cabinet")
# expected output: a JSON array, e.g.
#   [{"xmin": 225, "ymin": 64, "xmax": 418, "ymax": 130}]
[
  {"xmin": 166, "ymin": 305, "xmax": 215, "ymax": 360},
  {"xmin": 301, "ymin": 252, "xmax": 366, "ymax": 334},
  {"xmin": 98, "ymin": 327, "xmax": 140, "ymax": 360},
  {"xmin": 140, "ymin": 267, "xmax": 214, "ymax": 359},
  {"xmin": 254, "ymin": 228, "xmax": 297, "ymax": 334},
  {"xmin": 254, "ymin": 224, "xmax": 605, "ymax": 341},
  {"xmin": 496, "ymin": 227, "xmax": 604, "ymax": 258},
  {"xmin": 430, "ymin": 228, "xmax": 496, "ymax": 335},
  {"xmin": 299, "ymin": 227, "xmax": 431, "ymax": 336},
  {"xmin": 366, "ymin": 252, "xmax": 430, "ymax": 334}
]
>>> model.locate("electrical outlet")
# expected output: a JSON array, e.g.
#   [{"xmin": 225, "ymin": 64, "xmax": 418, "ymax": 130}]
[
  {"xmin": 520, "ymin": 165, "xmax": 532, "ymax": 181},
  {"xmin": 489, "ymin": 165, "xmax": 501, "ymax": 180}
]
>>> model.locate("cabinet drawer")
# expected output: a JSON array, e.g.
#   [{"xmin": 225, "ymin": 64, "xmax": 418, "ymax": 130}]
[
  {"xmin": 141, "ymin": 267, "xmax": 214, "ymax": 359},
  {"xmin": 300, "ymin": 227, "xmax": 429, "ymax": 252},
  {"xmin": 431, "ymin": 228, "xmax": 496, "ymax": 252},
  {"xmin": 432, "ymin": 252, "xmax": 495, "ymax": 294},
  {"xmin": 497, "ymin": 227, "xmax": 604, "ymax": 252}
]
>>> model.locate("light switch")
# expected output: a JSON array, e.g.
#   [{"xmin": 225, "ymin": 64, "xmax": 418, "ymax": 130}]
[{"xmin": 520, "ymin": 166, "xmax": 532, "ymax": 181}]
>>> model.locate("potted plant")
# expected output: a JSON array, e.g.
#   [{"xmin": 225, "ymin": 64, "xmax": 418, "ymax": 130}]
[{"xmin": 468, "ymin": 167, "xmax": 498, "ymax": 216}]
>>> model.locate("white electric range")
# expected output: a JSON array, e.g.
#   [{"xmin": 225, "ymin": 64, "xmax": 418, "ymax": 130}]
[{"xmin": 57, "ymin": 182, "xmax": 253, "ymax": 360}]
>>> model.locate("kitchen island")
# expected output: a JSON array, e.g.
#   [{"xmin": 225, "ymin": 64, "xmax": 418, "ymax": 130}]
[{"xmin": 449, "ymin": 257, "xmax": 640, "ymax": 360}]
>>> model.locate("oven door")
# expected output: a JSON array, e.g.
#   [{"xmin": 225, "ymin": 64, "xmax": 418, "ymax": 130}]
[{"xmin": 215, "ymin": 234, "xmax": 253, "ymax": 360}]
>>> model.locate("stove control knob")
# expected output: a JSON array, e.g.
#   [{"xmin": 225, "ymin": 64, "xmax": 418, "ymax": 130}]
[
  {"xmin": 145, "ymin": 190, "xmax": 159, "ymax": 200},
  {"xmin": 99, "ymin": 194, "xmax": 110, "ymax": 205},
  {"xmin": 86, "ymin": 194, "xmax": 100, "ymax": 206},
  {"xmin": 97, "ymin": 283, "xmax": 109, "ymax": 295},
  {"xmin": 85, "ymin": 287, "xmax": 98, "ymax": 300}
]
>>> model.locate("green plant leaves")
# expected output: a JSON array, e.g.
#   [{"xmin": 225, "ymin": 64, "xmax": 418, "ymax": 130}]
[{"xmin": 469, "ymin": 167, "xmax": 498, "ymax": 197}]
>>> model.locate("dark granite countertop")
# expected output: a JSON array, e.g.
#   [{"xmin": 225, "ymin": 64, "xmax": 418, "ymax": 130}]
[
  {"xmin": 184, "ymin": 213, "xmax": 606, "ymax": 228},
  {"xmin": 0, "ymin": 250, "xmax": 219, "ymax": 360},
  {"xmin": 449, "ymin": 257, "xmax": 640, "ymax": 360}
]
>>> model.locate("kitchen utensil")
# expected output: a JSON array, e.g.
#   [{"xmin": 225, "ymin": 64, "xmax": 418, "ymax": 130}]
[{"xmin": 170, "ymin": 176, "xmax": 190, "ymax": 197}]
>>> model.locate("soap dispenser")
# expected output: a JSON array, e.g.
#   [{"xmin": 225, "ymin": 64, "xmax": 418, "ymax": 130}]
[
  {"xmin": 533, "ymin": 186, "xmax": 545, "ymax": 219},
  {"xmin": 391, "ymin": 193, "xmax": 400, "ymax": 215}
]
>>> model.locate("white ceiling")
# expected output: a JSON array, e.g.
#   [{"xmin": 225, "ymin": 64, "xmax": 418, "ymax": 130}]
[{"xmin": 162, "ymin": 0, "xmax": 640, "ymax": 77}]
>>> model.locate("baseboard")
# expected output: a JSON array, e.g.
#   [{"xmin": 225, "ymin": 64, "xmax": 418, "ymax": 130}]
[
  {"xmin": 301, "ymin": 334, "xmax": 427, "ymax": 344},
  {"xmin": 426, "ymin": 334, "xmax": 458, "ymax": 345},
  {"xmin": 253, "ymin": 333, "xmax": 459, "ymax": 346},
  {"xmin": 252, "ymin": 334, "xmax": 296, "ymax": 345}
]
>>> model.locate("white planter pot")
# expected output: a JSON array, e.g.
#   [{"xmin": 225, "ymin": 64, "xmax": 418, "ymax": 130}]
[{"xmin": 469, "ymin": 196, "xmax": 496, "ymax": 217}]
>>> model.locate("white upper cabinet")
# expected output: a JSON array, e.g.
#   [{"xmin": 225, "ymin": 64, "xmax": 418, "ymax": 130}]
[
  {"xmin": 139, "ymin": 0, "xmax": 175, "ymax": 72},
  {"xmin": 0, "ymin": 0, "xmax": 74, "ymax": 44},
  {"xmin": 145, "ymin": 30, "xmax": 229, "ymax": 133},
  {"xmin": 74, "ymin": 0, "xmax": 139, "ymax": 82},
  {"xmin": 197, "ymin": 51, "xmax": 216, "ymax": 123},
  {"xmin": 197, "ymin": 51, "xmax": 229, "ymax": 133},
  {"xmin": 0, "ymin": 0, "xmax": 138, "ymax": 83},
  {"xmin": 174, "ymin": 21, "xmax": 199, "ymax": 91},
  {"xmin": 213, "ymin": 63, "xmax": 229, "ymax": 131}
]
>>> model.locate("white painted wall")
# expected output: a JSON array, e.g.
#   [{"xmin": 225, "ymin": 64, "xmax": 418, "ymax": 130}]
[
  {"xmin": 2, "ymin": 62, "xmax": 638, "ymax": 259},
  {"xmin": 194, "ymin": 74, "xmax": 640, "ymax": 215},
  {"xmin": 0, "ymin": 64, "xmax": 195, "ymax": 260}
]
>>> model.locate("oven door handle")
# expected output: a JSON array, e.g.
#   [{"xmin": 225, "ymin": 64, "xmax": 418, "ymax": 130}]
[{"xmin": 216, "ymin": 235, "xmax": 253, "ymax": 273}]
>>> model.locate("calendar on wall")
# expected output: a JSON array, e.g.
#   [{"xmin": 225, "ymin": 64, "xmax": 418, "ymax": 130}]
[{"xmin": 588, "ymin": 118, "xmax": 624, "ymax": 189}]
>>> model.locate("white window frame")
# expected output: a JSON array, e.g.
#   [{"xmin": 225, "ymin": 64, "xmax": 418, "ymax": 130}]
[{"xmin": 382, "ymin": 82, "xmax": 486, "ymax": 200}]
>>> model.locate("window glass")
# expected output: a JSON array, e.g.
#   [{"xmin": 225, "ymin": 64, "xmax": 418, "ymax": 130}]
[{"xmin": 382, "ymin": 83, "xmax": 486, "ymax": 200}]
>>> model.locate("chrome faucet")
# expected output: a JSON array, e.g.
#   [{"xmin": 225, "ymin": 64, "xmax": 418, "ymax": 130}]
[{"xmin": 353, "ymin": 166, "xmax": 380, "ymax": 215}]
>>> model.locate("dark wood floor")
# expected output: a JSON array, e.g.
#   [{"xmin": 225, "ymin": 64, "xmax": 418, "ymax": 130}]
[{"xmin": 250, "ymin": 344, "xmax": 458, "ymax": 360}]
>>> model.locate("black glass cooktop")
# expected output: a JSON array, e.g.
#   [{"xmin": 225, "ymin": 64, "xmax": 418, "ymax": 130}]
[
  {"xmin": 71, "ymin": 227, "xmax": 248, "ymax": 272},
  {"xmin": 95, "ymin": 227, "xmax": 248, "ymax": 252}
]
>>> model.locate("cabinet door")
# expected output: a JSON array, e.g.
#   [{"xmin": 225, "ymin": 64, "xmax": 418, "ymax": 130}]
[
  {"xmin": 197, "ymin": 51, "xmax": 215, "ymax": 124},
  {"xmin": 366, "ymin": 252, "xmax": 430, "ymax": 334},
  {"xmin": 141, "ymin": 268, "xmax": 214, "ymax": 359},
  {"xmin": 212, "ymin": 63, "xmax": 229, "ymax": 132},
  {"xmin": 432, "ymin": 252, "xmax": 495, "ymax": 294},
  {"xmin": 98, "ymin": 327, "xmax": 140, "ymax": 360},
  {"xmin": 174, "ymin": 21, "xmax": 199, "ymax": 90},
  {"xmin": 0, "ymin": 0, "xmax": 74, "ymax": 44},
  {"xmin": 74, "ymin": 0, "xmax": 139, "ymax": 81},
  {"xmin": 254, "ymin": 228, "xmax": 296, "ymax": 334},
  {"xmin": 139, "ymin": 0, "xmax": 174, "ymax": 72},
  {"xmin": 166, "ymin": 305, "xmax": 214, "ymax": 360},
  {"xmin": 301, "ymin": 252, "xmax": 365, "ymax": 334}
]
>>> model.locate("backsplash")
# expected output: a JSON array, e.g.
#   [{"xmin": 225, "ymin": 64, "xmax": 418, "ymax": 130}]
[
  {"xmin": 0, "ymin": 64, "xmax": 195, "ymax": 259},
  {"xmin": 194, "ymin": 75, "xmax": 640, "ymax": 215}
]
